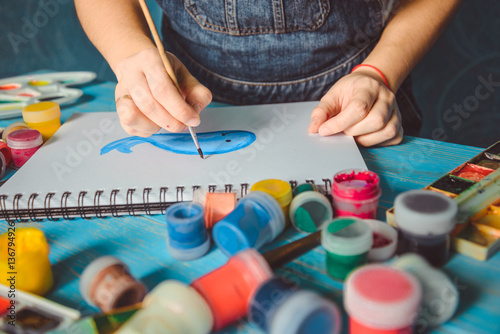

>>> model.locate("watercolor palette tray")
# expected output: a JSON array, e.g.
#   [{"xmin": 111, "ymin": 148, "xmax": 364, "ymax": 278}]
[
  {"xmin": 0, "ymin": 71, "xmax": 96, "ymax": 119},
  {"xmin": 0, "ymin": 284, "xmax": 80, "ymax": 333},
  {"xmin": 386, "ymin": 141, "xmax": 500, "ymax": 261}
]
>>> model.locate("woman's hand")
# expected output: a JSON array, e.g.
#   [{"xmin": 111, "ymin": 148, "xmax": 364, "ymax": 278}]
[
  {"xmin": 114, "ymin": 48, "xmax": 212, "ymax": 137},
  {"xmin": 308, "ymin": 68, "xmax": 403, "ymax": 147}
]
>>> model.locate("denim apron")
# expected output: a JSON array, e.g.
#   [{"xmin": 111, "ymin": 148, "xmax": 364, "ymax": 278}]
[{"xmin": 156, "ymin": 0, "xmax": 422, "ymax": 135}]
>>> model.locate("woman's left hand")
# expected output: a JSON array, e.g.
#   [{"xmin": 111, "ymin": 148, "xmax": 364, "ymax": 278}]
[{"xmin": 308, "ymin": 68, "xmax": 403, "ymax": 147}]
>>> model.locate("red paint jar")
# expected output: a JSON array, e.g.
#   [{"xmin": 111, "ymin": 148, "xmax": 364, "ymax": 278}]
[
  {"xmin": 6, "ymin": 129, "xmax": 43, "ymax": 168},
  {"xmin": 191, "ymin": 249, "xmax": 273, "ymax": 331},
  {"xmin": 332, "ymin": 169, "xmax": 381, "ymax": 218},
  {"xmin": 344, "ymin": 264, "xmax": 422, "ymax": 334}
]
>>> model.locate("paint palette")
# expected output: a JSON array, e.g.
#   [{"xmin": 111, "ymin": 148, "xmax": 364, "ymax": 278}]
[
  {"xmin": 0, "ymin": 283, "xmax": 80, "ymax": 333},
  {"xmin": 386, "ymin": 141, "xmax": 500, "ymax": 261},
  {"xmin": 0, "ymin": 71, "xmax": 96, "ymax": 119}
]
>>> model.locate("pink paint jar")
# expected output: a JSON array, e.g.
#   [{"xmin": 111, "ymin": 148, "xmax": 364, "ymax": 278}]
[
  {"xmin": 6, "ymin": 129, "xmax": 43, "ymax": 168},
  {"xmin": 344, "ymin": 264, "xmax": 422, "ymax": 334},
  {"xmin": 332, "ymin": 169, "xmax": 381, "ymax": 219}
]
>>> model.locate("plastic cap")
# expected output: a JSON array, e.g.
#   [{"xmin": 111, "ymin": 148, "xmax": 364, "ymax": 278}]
[
  {"xmin": 2, "ymin": 122, "xmax": 30, "ymax": 141},
  {"xmin": 394, "ymin": 190, "xmax": 458, "ymax": 235},
  {"xmin": 321, "ymin": 218, "xmax": 373, "ymax": 256},
  {"xmin": 250, "ymin": 179, "xmax": 292, "ymax": 207},
  {"xmin": 289, "ymin": 192, "xmax": 333, "ymax": 233},
  {"xmin": 6, "ymin": 129, "xmax": 43, "ymax": 149},
  {"xmin": 22, "ymin": 101, "xmax": 61, "ymax": 123},
  {"xmin": 344, "ymin": 264, "xmax": 422, "ymax": 330},
  {"xmin": 364, "ymin": 219, "xmax": 398, "ymax": 262}
]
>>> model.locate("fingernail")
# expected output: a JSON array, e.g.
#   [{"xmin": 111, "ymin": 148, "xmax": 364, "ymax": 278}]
[
  {"xmin": 319, "ymin": 127, "xmax": 331, "ymax": 136},
  {"xmin": 187, "ymin": 117, "xmax": 200, "ymax": 127}
]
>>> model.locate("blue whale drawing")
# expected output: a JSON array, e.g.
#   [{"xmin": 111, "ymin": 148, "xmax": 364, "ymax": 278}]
[{"xmin": 100, "ymin": 130, "xmax": 256, "ymax": 156}]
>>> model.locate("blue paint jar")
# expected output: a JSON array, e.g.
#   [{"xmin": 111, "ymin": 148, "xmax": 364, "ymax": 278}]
[
  {"xmin": 249, "ymin": 276, "xmax": 342, "ymax": 334},
  {"xmin": 165, "ymin": 202, "xmax": 211, "ymax": 261},
  {"xmin": 212, "ymin": 191, "xmax": 285, "ymax": 256}
]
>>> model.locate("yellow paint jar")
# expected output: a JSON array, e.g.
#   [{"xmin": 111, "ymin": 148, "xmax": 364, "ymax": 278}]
[
  {"xmin": 0, "ymin": 227, "xmax": 54, "ymax": 296},
  {"xmin": 22, "ymin": 101, "xmax": 61, "ymax": 142},
  {"xmin": 251, "ymin": 179, "xmax": 293, "ymax": 226}
]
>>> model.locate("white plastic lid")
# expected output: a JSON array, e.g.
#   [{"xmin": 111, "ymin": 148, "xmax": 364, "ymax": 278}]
[
  {"xmin": 79, "ymin": 256, "xmax": 126, "ymax": 306},
  {"xmin": 365, "ymin": 219, "xmax": 398, "ymax": 262},
  {"xmin": 392, "ymin": 254, "xmax": 459, "ymax": 327},
  {"xmin": 321, "ymin": 218, "xmax": 373, "ymax": 256},
  {"xmin": 394, "ymin": 190, "xmax": 457, "ymax": 235},
  {"xmin": 344, "ymin": 264, "xmax": 422, "ymax": 330},
  {"xmin": 166, "ymin": 235, "xmax": 211, "ymax": 261},
  {"xmin": 289, "ymin": 191, "xmax": 333, "ymax": 233},
  {"xmin": 270, "ymin": 290, "xmax": 341, "ymax": 334}
]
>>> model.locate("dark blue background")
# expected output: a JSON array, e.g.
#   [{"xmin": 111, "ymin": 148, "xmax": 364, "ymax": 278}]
[{"xmin": 1, "ymin": 0, "xmax": 498, "ymax": 148}]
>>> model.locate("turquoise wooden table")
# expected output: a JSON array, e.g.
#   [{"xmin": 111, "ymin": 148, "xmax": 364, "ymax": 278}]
[{"xmin": 1, "ymin": 79, "xmax": 499, "ymax": 334}]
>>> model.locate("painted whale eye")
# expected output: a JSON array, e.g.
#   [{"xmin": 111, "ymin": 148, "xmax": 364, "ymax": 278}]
[{"xmin": 226, "ymin": 140, "xmax": 231, "ymax": 142}]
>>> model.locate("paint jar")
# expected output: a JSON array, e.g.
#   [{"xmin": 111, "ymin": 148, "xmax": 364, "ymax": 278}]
[
  {"xmin": 292, "ymin": 182, "xmax": 318, "ymax": 197},
  {"xmin": 249, "ymin": 276, "xmax": 342, "ymax": 334},
  {"xmin": 213, "ymin": 191, "xmax": 285, "ymax": 256},
  {"xmin": 6, "ymin": 129, "xmax": 43, "ymax": 168},
  {"xmin": 191, "ymin": 248, "xmax": 273, "ymax": 331},
  {"xmin": 251, "ymin": 179, "xmax": 293, "ymax": 224},
  {"xmin": 117, "ymin": 280, "xmax": 213, "ymax": 334},
  {"xmin": 0, "ymin": 228, "xmax": 53, "ymax": 296},
  {"xmin": 392, "ymin": 254, "xmax": 459, "ymax": 328},
  {"xmin": 193, "ymin": 189, "xmax": 236, "ymax": 229},
  {"xmin": 0, "ymin": 141, "xmax": 12, "ymax": 166},
  {"xmin": 80, "ymin": 256, "xmax": 147, "ymax": 313},
  {"xmin": 22, "ymin": 101, "xmax": 62, "ymax": 142},
  {"xmin": 165, "ymin": 202, "xmax": 211, "ymax": 261},
  {"xmin": 332, "ymin": 169, "xmax": 381, "ymax": 219},
  {"xmin": 1, "ymin": 121, "xmax": 30, "ymax": 141},
  {"xmin": 395, "ymin": 190, "xmax": 458, "ymax": 267},
  {"xmin": 321, "ymin": 217, "xmax": 373, "ymax": 281},
  {"xmin": 344, "ymin": 264, "xmax": 422, "ymax": 334},
  {"xmin": 365, "ymin": 219, "xmax": 398, "ymax": 262},
  {"xmin": 289, "ymin": 191, "xmax": 333, "ymax": 233}
]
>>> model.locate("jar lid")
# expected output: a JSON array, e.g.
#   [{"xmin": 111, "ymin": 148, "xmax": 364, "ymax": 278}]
[
  {"xmin": 332, "ymin": 169, "xmax": 381, "ymax": 200},
  {"xmin": 22, "ymin": 101, "xmax": 61, "ymax": 123},
  {"xmin": 6, "ymin": 129, "xmax": 43, "ymax": 149},
  {"xmin": 364, "ymin": 219, "xmax": 398, "ymax": 262},
  {"xmin": 289, "ymin": 191, "xmax": 333, "ymax": 233},
  {"xmin": 251, "ymin": 179, "xmax": 293, "ymax": 206},
  {"xmin": 321, "ymin": 217, "xmax": 373, "ymax": 255},
  {"xmin": 344, "ymin": 264, "xmax": 422, "ymax": 330},
  {"xmin": 2, "ymin": 122, "xmax": 30, "ymax": 141},
  {"xmin": 394, "ymin": 190, "xmax": 458, "ymax": 235}
]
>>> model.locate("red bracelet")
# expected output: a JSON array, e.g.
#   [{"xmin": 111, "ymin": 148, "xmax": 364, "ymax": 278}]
[{"xmin": 351, "ymin": 64, "xmax": 390, "ymax": 89}]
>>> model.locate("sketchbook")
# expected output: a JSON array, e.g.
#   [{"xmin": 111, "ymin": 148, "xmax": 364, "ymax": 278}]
[{"xmin": 0, "ymin": 101, "xmax": 366, "ymax": 221}]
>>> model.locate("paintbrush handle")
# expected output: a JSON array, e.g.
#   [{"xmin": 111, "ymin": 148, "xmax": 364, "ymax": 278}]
[
  {"xmin": 262, "ymin": 230, "xmax": 322, "ymax": 270},
  {"xmin": 137, "ymin": 0, "xmax": 182, "ymax": 95}
]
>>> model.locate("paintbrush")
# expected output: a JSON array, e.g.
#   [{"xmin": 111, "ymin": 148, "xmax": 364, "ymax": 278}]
[{"xmin": 137, "ymin": 0, "xmax": 204, "ymax": 159}]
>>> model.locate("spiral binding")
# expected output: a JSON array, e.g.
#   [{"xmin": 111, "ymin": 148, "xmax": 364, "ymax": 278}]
[{"xmin": 0, "ymin": 179, "xmax": 333, "ymax": 222}]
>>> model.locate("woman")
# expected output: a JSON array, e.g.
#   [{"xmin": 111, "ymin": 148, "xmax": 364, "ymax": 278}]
[{"xmin": 75, "ymin": 0, "xmax": 462, "ymax": 146}]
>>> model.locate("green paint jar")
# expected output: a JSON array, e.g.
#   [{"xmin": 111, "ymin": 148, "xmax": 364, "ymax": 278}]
[
  {"xmin": 321, "ymin": 218, "xmax": 373, "ymax": 281},
  {"xmin": 292, "ymin": 183, "xmax": 318, "ymax": 197}
]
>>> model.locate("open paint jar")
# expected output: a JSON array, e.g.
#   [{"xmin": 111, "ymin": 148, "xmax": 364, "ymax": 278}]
[
  {"xmin": 213, "ymin": 191, "xmax": 285, "ymax": 256},
  {"xmin": 6, "ymin": 129, "xmax": 43, "ymax": 167},
  {"xmin": 165, "ymin": 202, "xmax": 211, "ymax": 261},
  {"xmin": 392, "ymin": 254, "xmax": 459, "ymax": 328},
  {"xmin": 22, "ymin": 101, "xmax": 61, "ymax": 142},
  {"xmin": 344, "ymin": 264, "xmax": 422, "ymax": 334},
  {"xmin": 394, "ymin": 190, "xmax": 458, "ymax": 267},
  {"xmin": 365, "ymin": 219, "xmax": 398, "ymax": 262},
  {"xmin": 249, "ymin": 276, "xmax": 342, "ymax": 334},
  {"xmin": 117, "ymin": 280, "xmax": 213, "ymax": 334},
  {"xmin": 80, "ymin": 256, "xmax": 147, "ymax": 313},
  {"xmin": 191, "ymin": 248, "xmax": 273, "ymax": 331},
  {"xmin": 321, "ymin": 217, "xmax": 373, "ymax": 280},
  {"xmin": 289, "ymin": 191, "xmax": 333, "ymax": 233},
  {"xmin": 332, "ymin": 169, "xmax": 381, "ymax": 218}
]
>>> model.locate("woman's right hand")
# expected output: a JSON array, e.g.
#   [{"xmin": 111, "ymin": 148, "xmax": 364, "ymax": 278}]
[{"xmin": 114, "ymin": 48, "xmax": 212, "ymax": 137}]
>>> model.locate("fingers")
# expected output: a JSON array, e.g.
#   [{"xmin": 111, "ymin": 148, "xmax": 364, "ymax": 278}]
[
  {"xmin": 317, "ymin": 86, "xmax": 378, "ymax": 136},
  {"xmin": 308, "ymin": 99, "xmax": 340, "ymax": 133},
  {"xmin": 343, "ymin": 96, "xmax": 394, "ymax": 137},
  {"xmin": 177, "ymin": 63, "xmax": 212, "ymax": 113},
  {"xmin": 354, "ymin": 107, "xmax": 404, "ymax": 147}
]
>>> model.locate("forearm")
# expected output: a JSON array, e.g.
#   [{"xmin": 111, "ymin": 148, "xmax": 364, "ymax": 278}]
[
  {"xmin": 74, "ymin": 0, "xmax": 155, "ymax": 76},
  {"xmin": 361, "ymin": 0, "xmax": 463, "ymax": 91}
]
